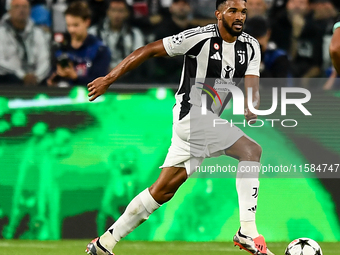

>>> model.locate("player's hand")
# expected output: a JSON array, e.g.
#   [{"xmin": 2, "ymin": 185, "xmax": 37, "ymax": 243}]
[
  {"xmin": 87, "ymin": 77, "xmax": 110, "ymax": 101},
  {"xmin": 245, "ymin": 108, "xmax": 257, "ymax": 124}
]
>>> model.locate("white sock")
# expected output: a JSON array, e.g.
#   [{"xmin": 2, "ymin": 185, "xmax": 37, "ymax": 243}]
[
  {"xmin": 100, "ymin": 188, "xmax": 160, "ymax": 251},
  {"xmin": 240, "ymin": 221, "xmax": 259, "ymax": 238},
  {"xmin": 236, "ymin": 161, "xmax": 260, "ymax": 238}
]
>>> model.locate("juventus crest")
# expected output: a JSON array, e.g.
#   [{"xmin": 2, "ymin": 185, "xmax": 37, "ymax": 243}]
[{"xmin": 237, "ymin": 50, "xmax": 246, "ymax": 65}]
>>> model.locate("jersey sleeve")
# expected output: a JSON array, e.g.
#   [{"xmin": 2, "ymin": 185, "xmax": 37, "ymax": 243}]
[
  {"xmin": 245, "ymin": 39, "xmax": 261, "ymax": 77},
  {"xmin": 333, "ymin": 14, "xmax": 340, "ymax": 32},
  {"xmin": 162, "ymin": 27, "xmax": 209, "ymax": 57}
]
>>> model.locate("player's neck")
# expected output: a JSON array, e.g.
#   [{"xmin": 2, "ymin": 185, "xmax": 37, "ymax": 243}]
[{"xmin": 217, "ymin": 23, "xmax": 238, "ymax": 43}]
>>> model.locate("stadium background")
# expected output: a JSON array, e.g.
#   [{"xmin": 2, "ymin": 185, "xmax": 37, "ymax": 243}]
[{"xmin": 0, "ymin": 83, "xmax": 340, "ymax": 243}]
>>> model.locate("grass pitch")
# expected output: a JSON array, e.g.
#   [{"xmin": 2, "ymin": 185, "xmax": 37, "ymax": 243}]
[{"xmin": 0, "ymin": 240, "xmax": 339, "ymax": 255}]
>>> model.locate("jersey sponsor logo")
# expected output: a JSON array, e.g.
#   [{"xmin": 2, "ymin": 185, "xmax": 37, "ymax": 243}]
[
  {"xmin": 222, "ymin": 65, "xmax": 235, "ymax": 80},
  {"xmin": 172, "ymin": 33, "xmax": 184, "ymax": 45},
  {"xmin": 210, "ymin": 51, "xmax": 221, "ymax": 60},
  {"xmin": 214, "ymin": 78, "xmax": 235, "ymax": 92},
  {"xmin": 237, "ymin": 50, "xmax": 246, "ymax": 65}
]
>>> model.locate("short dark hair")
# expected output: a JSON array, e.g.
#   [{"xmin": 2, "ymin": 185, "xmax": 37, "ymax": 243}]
[
  {"xmin": 216, "ymin": 0, "xmax": 247, "ymax": 10},
  {"xmin": 65, "ymin": 1, "xmax": 92, "ymax": 20}
]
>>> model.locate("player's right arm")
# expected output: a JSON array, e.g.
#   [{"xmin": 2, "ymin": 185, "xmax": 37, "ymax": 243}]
[
  {"xmin": 330, "ymin": 16, "xmax": 340, "ymax": 74},
  {"xmin": 87, "ymin": 40, "xmax": 167, "ymax": 101}
]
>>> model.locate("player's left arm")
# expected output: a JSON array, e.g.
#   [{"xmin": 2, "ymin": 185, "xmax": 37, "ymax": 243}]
[
  {"xmin": 244, "ymin": 75, "xmax": 260, "ymax": 123},
  {"xmin": 244, "ymin": 38, "xmax": 261, "ymax": 123}
]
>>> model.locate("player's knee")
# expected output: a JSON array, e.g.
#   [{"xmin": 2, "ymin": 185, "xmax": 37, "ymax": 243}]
[
  {"xmin": 250, "ymin": 143, "xmax": 262, "ymax": 161},
  {"xmin": 241, "ymin": 141, "xmax": 262, "ymax": 162},
  {"xmin": 149, "ymin": 186, "xmax": 175, "ymax": 204}
]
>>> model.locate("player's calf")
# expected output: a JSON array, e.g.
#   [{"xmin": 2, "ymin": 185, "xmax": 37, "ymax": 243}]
[
  {"xmin": 149, "ymin": 167, "xmax": 187, "ymax": 204},
  {"xmin": 225, "ymin": 136, "xmax": 262, "ymax": 162},
  {"xmin": 85, "ymin": 167, "xmax": 187, "ymax": 255}
]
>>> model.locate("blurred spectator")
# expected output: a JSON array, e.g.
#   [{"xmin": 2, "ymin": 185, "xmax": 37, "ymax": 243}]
[
  {"xmin": 30, "ymin": 3, "xmax": 51, "ymax": 32},
  {"xmin": 88, "ymin": 0, "xmax": 110, "ymax": 26},
  {"xmin": 245, "ymin": 16, "xmax": 290, "ymax": 80},
  {"xmin": 264, "ymin": 0, "xmax": 274, "ymax": 9},
  {"xmin": 324, "ymin": 14, "xmax": 340, "ymax": 90},
  {"xmin": 128, "ymin": 0, "xmax": 170, "ymax": 40},
  {"xmin": 153, "ymin": 0, "xmax": 193, "ymax": 83},
  {"xmin": 154, "ymin": 0, "xmax": 192, "ymax": 40},
  {"xmin": 312, "ymin": 0, "xmax": 337, "ymax": 34},
  {"xmin": 189, "ymin": 0, "xmax": 214, "ymax": 19},
  {"xmin": 88, "ymin": 0, "xmax": 144, "ymax": 70},
  {"xmin": 269, "ymin": 0, "xmax": 287, "ymax": 20},
  {"xmin": 0, "ymin": 0, "xmax": 50, "ymax": 86},
  {"xmin": 332, "ymin": 0, "xmax": 340, "ymax": 9},
  {"xmin": 48, "ymin": 1, "xmax": 111, "ymax": 87},
  {"xmin": 311, "ymin": 0, "xmax": 338, "ymax": 71},
  {"xmin": 330, "ymin": 14, "xmax": 340, "ymax": 74},
  {"xmin": 189, "ymin": 0, "xmax": 216, "ymax": 26},
  {"xmin": 51, "ymin": 0, "xmax": 68, "ymax": 34},
  {"xmin": 246, "ymin": 0, "xmax": 268, "ymax": 18},
  {"xmin": 270, "ymin": 0, "xmax": 323, "ymax": 78},
  {"xmin": 0, "ymin": 0, "xmax": 6, "ymax": 19},
  {"xmin": 30, "ymin": 1, "xmax": 52, "ymax": 44}
]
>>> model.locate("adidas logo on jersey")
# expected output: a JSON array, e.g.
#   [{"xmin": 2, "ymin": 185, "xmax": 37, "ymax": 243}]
[{"xmin": 210, "ymin": 52, "xmax": 221, "ymax": 60}]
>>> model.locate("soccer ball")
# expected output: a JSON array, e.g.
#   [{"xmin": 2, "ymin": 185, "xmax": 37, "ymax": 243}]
[{"xmin": 285, "ymin": 238, "xmax": 323, "ymax": 255}]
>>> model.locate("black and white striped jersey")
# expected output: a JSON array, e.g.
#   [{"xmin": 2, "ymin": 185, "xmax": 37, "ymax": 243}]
[
  {"xmin": 334, "ymin": 14, "xmax": 340, "ymax": 32},
  {"xmin": 162, "ymin": 24, "xmax": 261, "ymax": 120}
]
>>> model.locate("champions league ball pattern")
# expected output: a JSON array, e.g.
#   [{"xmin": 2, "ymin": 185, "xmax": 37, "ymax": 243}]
[
  {"xmin": 172, "ymin": 33, "xmax": 184, "ymax": 45},
  {"xmin": 285, "ymin": 238, "xmax": 323, "ymax": 255}
]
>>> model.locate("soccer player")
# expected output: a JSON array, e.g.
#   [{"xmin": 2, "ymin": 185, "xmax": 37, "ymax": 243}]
[
  {"xmin": 86, "ymin": 0, "xmax": 274, "ymax": 255},
  {"xmin": 330, "ymin": 14, "xmax": 340, "ymax": 74}
]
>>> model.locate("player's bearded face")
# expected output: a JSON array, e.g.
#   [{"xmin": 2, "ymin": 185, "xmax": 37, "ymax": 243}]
[{"xmin": 222, "ymin": 14, "xmax": 244, "ymax": 37}]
